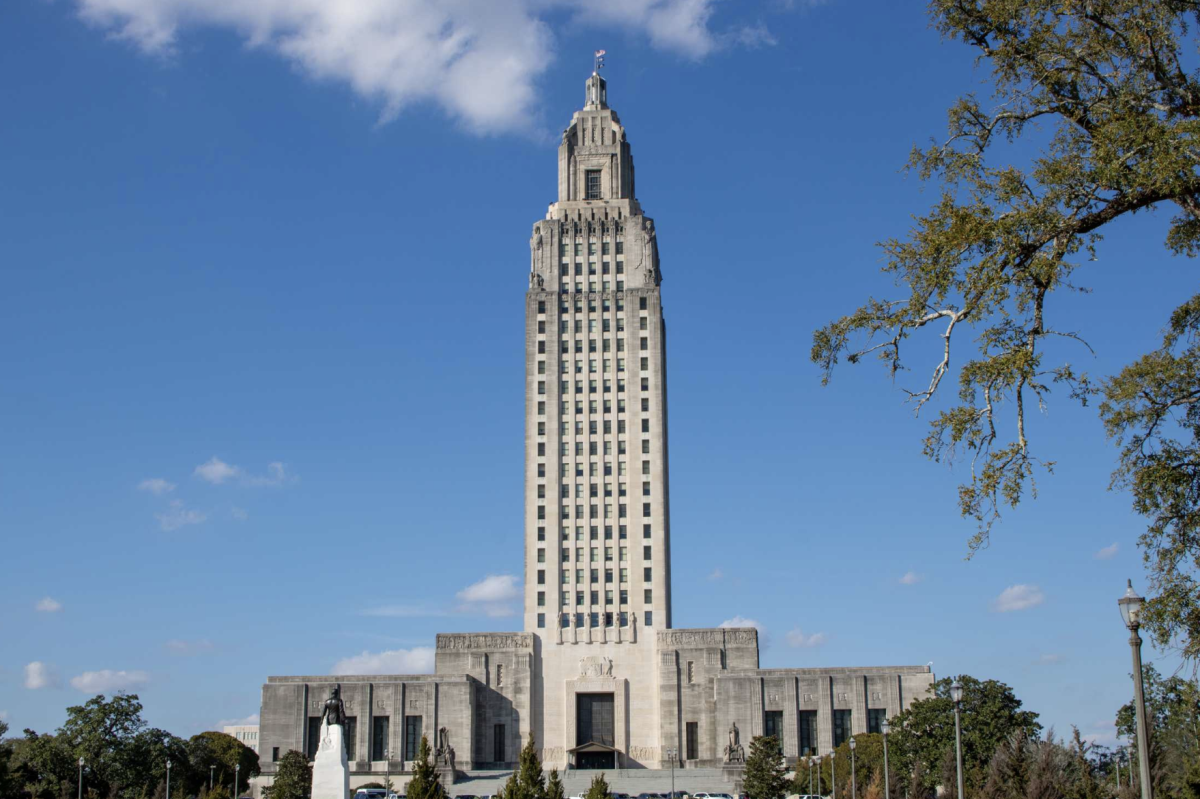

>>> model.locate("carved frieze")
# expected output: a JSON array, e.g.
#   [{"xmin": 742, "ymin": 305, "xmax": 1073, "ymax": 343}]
[
  {"xmin": 436, "ymin": 633, "xmax": 533, "ymax": 651},
  {"xmin": 579, "ymin": 655, "xmax": 613, "ymax": 679}
]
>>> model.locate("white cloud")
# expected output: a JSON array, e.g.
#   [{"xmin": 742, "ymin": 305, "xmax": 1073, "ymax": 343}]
[
  {"xmin": 0, "ymin": 710, "xmax": 7, "ymax": 721},
  {"xmin": 456, "ymin": 574, "xmax": 521, "ymax": 616},
  {"xmin": 24, "ymin": 662, "xmax": 60, "ymax": 690},
  {"xmin": 707, "ymin": 568, "xmax": 723, "ymax": 581},
  {"xmin": 156, "ymin": 500, "xmax": 206, "ymax": 532},
  {"xmin": 1095, "ymin": 543, "xmax": 1119, "ymax": 560},
  {"xmin": 242, "ymin": 461, "xmax": 295, "ymax": 487},
  {"xmin": 1035, "ymin": 653, "xmax": 1063, "ymax": 665},
  {"xmin": 785, "ymin": 628, "xmax": 827, "ymax": 648},
  {"xmin": 217, "ymin": 713, "xmax": 260, "ymax": 728},
  {"xmin": 35, "ymin": 597, "xmax": 63, "ymax": 613},
  {"xmin": 231, "ymin": 507, "xmax": 248, "ymax": 521},
  {"xmin": 900, "ymin": 571, "xmax": 923, "ymax": 585},
  {"xmin": 137, "ymin": 478, "xmax": 176, "ymax": 495},
  {"xmin": 719, "ymin": 615, "xmax": 762, "ymax": 630},
  {"xmin": 991, "ymin": 584, "xmax": 1045, "ymax": 613},
  {"xmin": 166, "ymin": 638, "xmax": 215, "ymax": 655},
  {"xmin": 331, "ymin": 647, "xmax": 435, "ymax": 676},
  {"xmin": 69, "ymin": 669, "xmax": 150, "ymax": 693},
  {"xmin": 69, "ymin": 0, "xmax": 769, "ymax": 134},
  {"xmin": 194, "ymin": 457, "xmax": 240, "ymax": 484}
]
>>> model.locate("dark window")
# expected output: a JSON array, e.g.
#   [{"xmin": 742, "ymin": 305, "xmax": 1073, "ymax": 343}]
[
  {"xmin": 538, "ymin": 340, "xmax": 545, "ymax": 354},
  {"xmin": 585, "ymin": 170, "xmax": 602, "ymax": 200},
  {"xmin": 405, "ymin": 716, "xmax": 422, "ymax": 762},
  {"xmin": 537, "ymin": 569, "xmax": 545, "ymax": 585},
  {"xmin": 272, "ymin": 747, "xmax": 280, "ymax": 763},
  {"xmin": 538, "ymin": 300, "xmax": 546, "ymax": 313},
  {"xmin": 576, "ymin": 693, "xmax": 615, "ymax": 746},
  {"xmin": 343, "ymin": 717, "xmax": 357, "ymax": 761},
  {"xmin": 537, "ymin": 612, "xmax": 545, "ymax": 628},
  {"xmin": 644, "ymin": 610, "xmax": 653, "ymax": 626},
  {"xmin": 686, "ymin": 721, "xmax": 699, "ymax": 760},
  {"xmin": 643, "ymin": 524, "xmax": 651, "ymax": 538},
  {"xmin": 494, "ymin": 724, "xmax": 506, "ymax": 763},
  {"xmin": 764, "ymin": 710, "xmax": 784, "ymax": 744},
  {"xmin": 307, "ymin": 717, "xmax": 322, "ymax": 759},
  {"xmin": 834, "ymin": 710, "xmax": 852, "ymax": 747},
  {"xmin": 639, "ymin": 297, "xmax": 647, "ymax": 310},
  {"xmin": 372, "ymin": 716, "xmax": 390, "ymax": 761},
  {"xmin": 799, "ymin": 711, "xmax": 818, "ymax": 756},
  {"xmin": 868, "ymin": 708, "xmax": 886, "ymax": 734}
]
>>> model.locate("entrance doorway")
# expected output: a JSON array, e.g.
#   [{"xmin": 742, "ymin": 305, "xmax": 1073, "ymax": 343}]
[
  {"xmin": 576, "ymin": 749, "xmax": 616, "ymax": 770},
  {"xmin": 575, "ymin": 693, "xmax": 615, "ymax": 769}
]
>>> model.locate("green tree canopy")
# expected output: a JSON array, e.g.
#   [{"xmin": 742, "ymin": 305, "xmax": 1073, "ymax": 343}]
[
  {"xmin": 583, "ymin": 772, "xmax": 610, "ymax": 799},
  {"xmin": 267, "ymin": 751, "xmax": 312, "ymax": 799},
  {"xmin": 1115, "ymin": 662, "xmax": 1200, "ymax": 796},
  {"xmin": 812, "ymin": 0, "xmax": 1200, "ymax": 659},
  {"xmin": 889, "ymin": 675, "xmax": 1041, "ymax": 794},
  {"xmin": 188, "ymin": 731, "xmax": 260, "ymax": 797},
  {"xmin": 501, "ymin": 733, "xmax": 546, "ymax": 799},
  {"xmin": 743, "ymin": 735, "xmax": 788, "ymax": 799},
  {"xmin": 405, "ymin": 735, "xmax": 443, "ymax": 799},
  {"xmin": 545, "ymin": 768, "xmax": 565, "ymax": 799}
]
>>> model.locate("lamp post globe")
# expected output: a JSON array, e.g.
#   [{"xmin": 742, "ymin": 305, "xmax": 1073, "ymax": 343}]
[
  {"xmin": 950, "ymin": 681, "xmax": 965, "ymax": 799},
  {"xmin": 77, "ymin": 757, "xmax": 84, "ymax": 799},
  {"xmin": 831, "ymin": 750, "xmax": 837, "ymax": 799},
  {"xmin": 1120, "ymin": 580, "xmax": 1154, "ymax": 799},
  {"xmin": 166, "ymin": 759, "xmax": 172, "ymax": 799}
]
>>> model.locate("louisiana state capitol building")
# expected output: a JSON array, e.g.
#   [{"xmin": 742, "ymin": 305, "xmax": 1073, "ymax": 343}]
[{"xmin": 254, "ymin": 74, "xmax": 934, "ymax": 791}]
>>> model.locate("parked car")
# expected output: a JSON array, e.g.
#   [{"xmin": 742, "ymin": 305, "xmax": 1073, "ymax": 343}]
[{"xmin": 355, "ymin": 790, "xmax": 387, "ymax": 799}]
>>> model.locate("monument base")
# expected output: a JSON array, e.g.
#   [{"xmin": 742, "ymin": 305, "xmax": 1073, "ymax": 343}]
[
  {"xmin": 721, "ymin": 764, "xmax": 746, "ymax": 793},
  {"xmin": 435, "ymin": 765, "xmax": 457, "ymax": 790},
  {"xmin": 311, "ymin": 722, "xmax": 350, "ymax": 799}
]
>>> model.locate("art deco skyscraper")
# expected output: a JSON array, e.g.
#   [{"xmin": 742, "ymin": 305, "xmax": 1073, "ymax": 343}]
[{"xmin": 524, "ymin": 72, "xmax": 672, "ymax": 639}]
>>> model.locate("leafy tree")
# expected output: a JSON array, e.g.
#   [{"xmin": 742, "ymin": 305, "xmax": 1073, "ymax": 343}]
[
  {"xmin": 977, "ymin": 730, "xmax": 1032, "ymax": 799},
  {"xmin": 1115, "ymin": 662, "xmax": 1200, "ymax": 797},
  {"xmin": 742, "ymin": 735, "xmax": 787, "ymax": 799},
  {"xmin": 187, "ymin": 732, "xmax": 259, "ymax": 798},
  {"xmin": 583, "ymin": 773, "xmax": 609, "ymax": 799},
  {"xmin": 545, "ymin": 768, "xmax": 565, "ymax": 799},
  {"xmin": 888, "ymin": 675, "xmax": 1041, "ymax": 795},
  {"xmin": 405, "ymin": 735, "xmax": 443, "ymax": 799},
  {"xmin": 0, "ymin": 720, "xmax": 17, "ymax": 799},
  {"xmin": 268, "ymin": 751, "xmax": 312, "ymax": 799},
  {"xmin": 811, "ymin": 0, "xmax": 1200, "ymax": 657},
  {"xmin": 863, "ymin": 770, "xmax": 884, "ymax": 799},
  {"xmin": 501, "ymin": 733, "xmax": 545, "ymax": 799}
]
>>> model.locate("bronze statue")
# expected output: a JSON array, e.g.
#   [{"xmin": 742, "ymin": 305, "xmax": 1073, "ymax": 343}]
[
  {"xmin": 321, "ymin": 685, "xmax": 346, "ymax": 728},
  {"xmin": 723, "ymin": 722, "xmax": 745, "ymax": 765}
]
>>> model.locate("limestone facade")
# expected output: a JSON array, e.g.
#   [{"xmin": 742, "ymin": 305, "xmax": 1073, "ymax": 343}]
[{"xmin": 252, "ymin": 74, "xmax": 934, "ymax": 794}]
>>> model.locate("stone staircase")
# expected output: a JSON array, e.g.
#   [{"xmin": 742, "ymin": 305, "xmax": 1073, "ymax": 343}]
[{"xmin": 447, "ymin": 768, "xmax": 738, "ymax": 798}]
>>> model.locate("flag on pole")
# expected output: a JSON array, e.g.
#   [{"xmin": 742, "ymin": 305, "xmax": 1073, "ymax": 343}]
[
  {"xmin": 594, "ymin": 49, "xmax": 606, "ymax": 70},
  {"xmin": 595, "ymin": 49, "xmax": 606, "ymax": 57}
]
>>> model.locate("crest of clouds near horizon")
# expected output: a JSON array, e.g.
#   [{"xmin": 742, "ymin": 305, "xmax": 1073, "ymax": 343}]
[
  {"xmin": 785, "ymin": 628, "xmax": 826, "ymax": 648},
  {"xmin": 456, "ymin": 574, "xmax": 522, "ymax": 616},
  {"xmin": 35, "ymin": 597, "xmax": 63, "ymax": 613},
  {"xmin": 719, "ymin": 614, "xmax": 769, "ymax": 647},
  {"xmin": 216, "ymin": 713, "xmax": 260, "ymax": 728},
  {"xmin": 71, "ymin": 0, "xmax": 774, "ymax": 134},
  {"xmin": 70, "ymin": 669, "xmax": 150, "ymax": 693},
  {"xmin": 24, "ymin": 662, "xmax": 60, "ymax": 690},
  {"xmin": 331, "ymin": 647, "xmax": 436, "ymax": 676},
  {"xmin": 1095, "ymin": 542, "xmax": 1119, "ymax": 560},
  {"xmin": 899, "ymin": 570, "xmax": 923, "ymax": 585},
  {"xmin": 991, "ymin": 584, "xmax": 1045, "ymax": 613}
]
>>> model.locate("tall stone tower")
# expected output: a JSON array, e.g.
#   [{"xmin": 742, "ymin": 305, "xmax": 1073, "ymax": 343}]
[{"xmin": 525, "ymin": 72, "xmax": 672, "ymax": 638}]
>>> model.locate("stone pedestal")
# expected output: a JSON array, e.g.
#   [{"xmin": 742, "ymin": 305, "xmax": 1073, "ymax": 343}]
[
  {"xmin": 434, "ymin": 765, "xmax": 457, "ymax": 791},
  {"xmin": 721, "ymin": 764, "xmax": 746, "ymax": 793},
  {"xmin": 311, "ymin": 722, "xmax": 349, "ymax": 799}
]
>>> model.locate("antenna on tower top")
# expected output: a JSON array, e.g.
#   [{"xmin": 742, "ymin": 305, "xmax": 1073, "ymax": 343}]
[{"xmin": 593, "ymin": 49, "xmax": 606, "ymax": 74}]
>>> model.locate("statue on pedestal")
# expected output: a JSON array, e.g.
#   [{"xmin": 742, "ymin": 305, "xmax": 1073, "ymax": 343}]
[
  {"xmin": 321, "ymin": 685, "xmax": 346, "ymax": 728},
  {"xmin": 435, "ymin": 726, "xmax": 456, "ymax": 770},
  {"xmin": 723, "ymin": 722, "xmax": 745, "ymax": 765}
]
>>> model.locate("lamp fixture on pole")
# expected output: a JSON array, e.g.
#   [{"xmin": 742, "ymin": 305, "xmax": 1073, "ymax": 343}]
[
  {"xmin": 881, "ymin": 720, "xmax": 891, "ymax": 799},
  {"xmin": 1119, "ymin": 580, "xmax": 1154, "ymax": 799},
  {"xmin": 950, "ymin": 681, "xmax": 965, "ymax": 799},
  {"xmin": 166, "ymin": 759, "xmax": 172, "ymax": 799},
  {"xmin": 78, "ymin": 757, "xmax": 85, "ymax": 799},
  {"xmin": 849, "ymin": 736, "xmax": 857, "ymax": 799}
]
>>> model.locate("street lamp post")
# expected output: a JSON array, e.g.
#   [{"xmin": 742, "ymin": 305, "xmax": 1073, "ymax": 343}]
[
  {"xmin": 950, "ymin": 681, "xmax": 965, "ymax": 799},
  {"xmin": 1119, "ymin": 580, "xmax": 1154, "ymax": 799},
  {"xmin": 384, "ymin": 748, "xmax": 390, "ymax": 799},
  {"xmin": 832, "ymin": 751, "xmax": 837, "ymax": 799},
  {"xmin": 881, "ymin": 720, "xmax": 891, "ymax": 799},
  {"xmin": 667, "ymin": 747, "xmax": 676, "ymax": 799},
  {"xmin": 233, "ymin": 763, "xmax": 240, "ymax": 799},
  {"xmin": 210, "ymin": 766, "xmax": 215, "ymax": 794},
  {"xmin": 809, "ymin": 756, "xmax": 814, "ymax": 797},
  {"xmin": 78, "ymin": 757, "xmax": 84, "ymax": 799},
  {"xmin": 849, "ymin": 737, "xmax": 857, "ymax": 799},
  {"xmin": 166, "ymin": 759, "xmax": 172, "ymax": 799}
]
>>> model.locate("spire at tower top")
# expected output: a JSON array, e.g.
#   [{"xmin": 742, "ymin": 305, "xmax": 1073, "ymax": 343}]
[{"xmin": 584, "ymin": 72, "xmax": 607, "ymax": 110}]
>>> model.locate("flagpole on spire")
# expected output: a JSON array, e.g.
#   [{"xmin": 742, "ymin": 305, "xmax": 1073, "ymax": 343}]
[{"xmin": 593, "ymin": 49, "xmax": 606, "ymax": 75}]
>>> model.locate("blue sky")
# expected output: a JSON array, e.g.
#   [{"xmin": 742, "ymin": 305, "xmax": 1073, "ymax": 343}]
[{"xmin": 0, "ymin": 0, "xmax": 1189, "ymax": 748}]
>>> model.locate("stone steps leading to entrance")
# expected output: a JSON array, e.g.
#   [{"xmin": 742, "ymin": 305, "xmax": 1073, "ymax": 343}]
[{"xmin": 448, "ymin": 768, "xmax": 736, "ymax": 797}]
